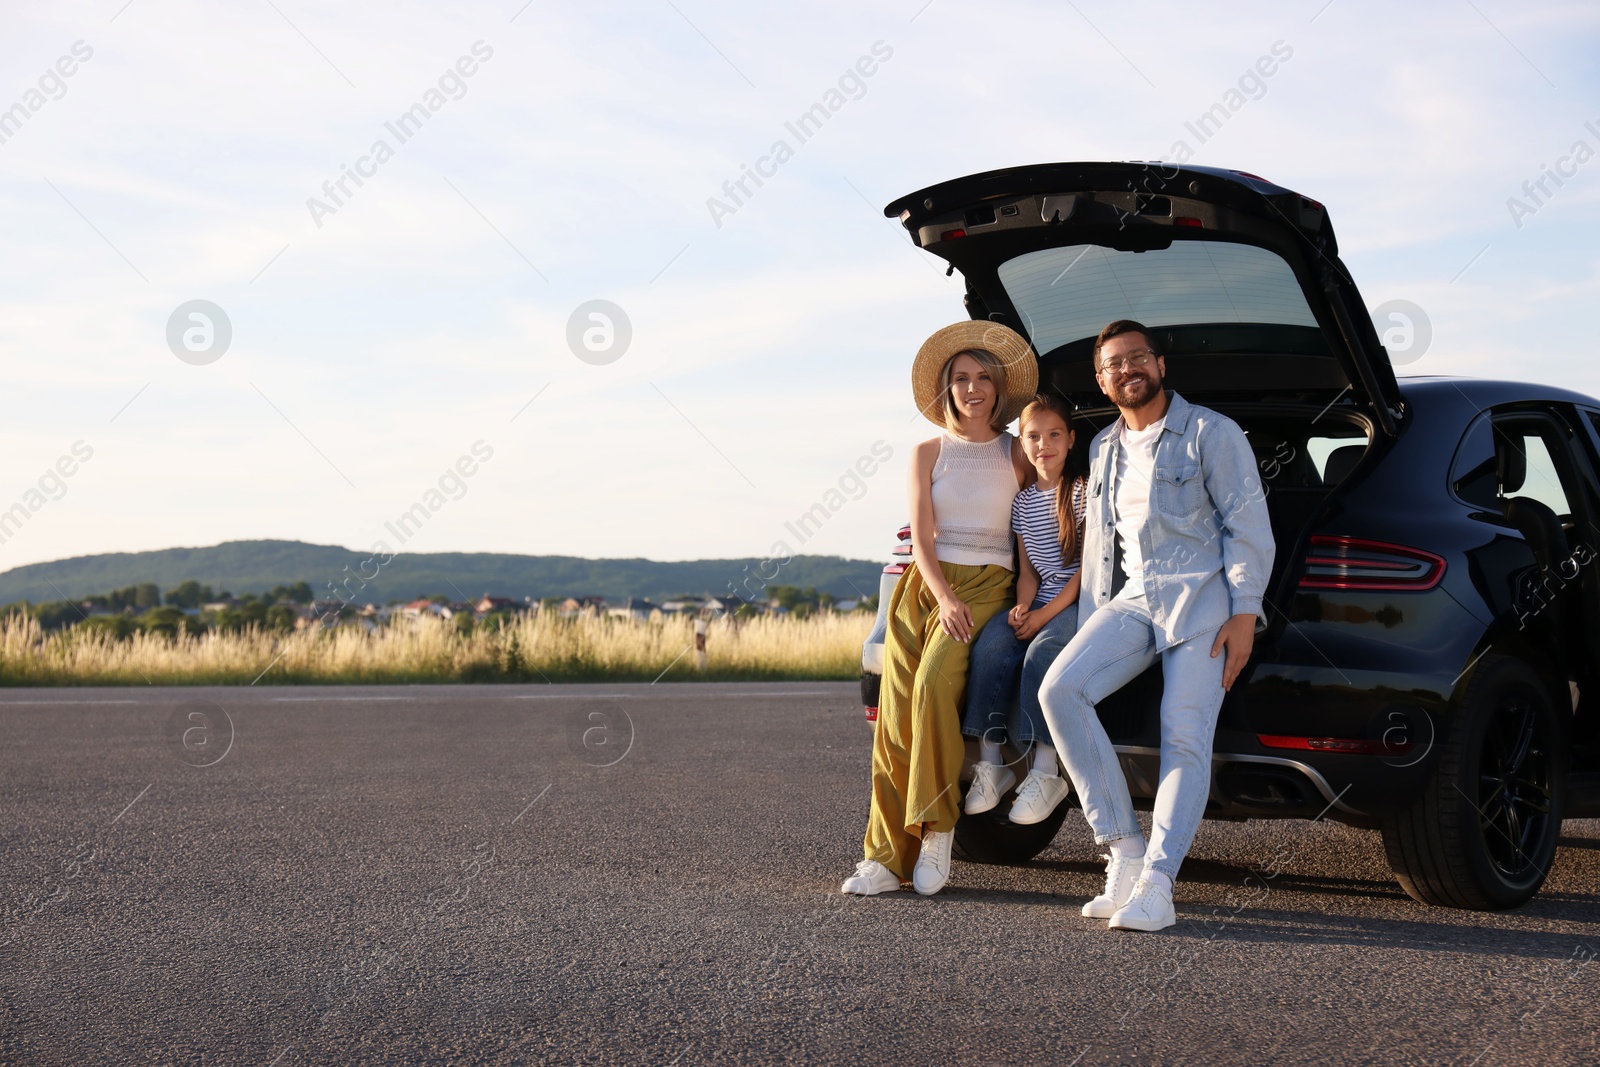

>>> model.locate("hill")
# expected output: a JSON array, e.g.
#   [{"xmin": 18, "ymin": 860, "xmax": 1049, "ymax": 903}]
[{"xmin": 0, "ymin": 540, "xmax": 887, "ymax": 607}]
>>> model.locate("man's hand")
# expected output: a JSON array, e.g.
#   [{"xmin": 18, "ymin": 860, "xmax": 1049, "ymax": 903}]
[{"xmin": 1209, "ymin": 613, "xmax": 1257, "ymax": 691}]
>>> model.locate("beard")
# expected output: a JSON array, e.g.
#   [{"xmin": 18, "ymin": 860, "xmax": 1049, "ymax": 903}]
[{"xmin": 1112, "ymin": 373, "xmax": 1160, "ymax": 408}]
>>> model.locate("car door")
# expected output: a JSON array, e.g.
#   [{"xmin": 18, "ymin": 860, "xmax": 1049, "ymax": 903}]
[{"xmin": 1488, "ymin": 406, "xmax": 1600, "ymax": 690}]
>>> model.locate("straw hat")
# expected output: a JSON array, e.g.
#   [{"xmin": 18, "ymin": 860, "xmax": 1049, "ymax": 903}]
[{"xmin": 911, "ymin": 321, "xmax": 1039, "ymax": 429}]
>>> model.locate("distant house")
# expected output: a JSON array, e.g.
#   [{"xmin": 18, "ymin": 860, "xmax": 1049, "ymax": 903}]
[
  {"xmin": 704, "ymin": 595, "xmax": 756, "ymax": 616},
  {"xmin": 659, "ymin": 598, "xmax": 704, "ymax": 615},
  {"xmin": 832, "ymin": 599, "xmax": 861, "ymax": 613},
  {"xmin": 558, "ymin": 596, "xmax": 608, "ymax": 617},
  {"xmin": 476, "ymin": 595, "xmax": 520, "ymax": 615},
  {"xmin": 607, "ymin": 598, "xmax": 659, "ymax": 621},
  {"xmin": 400, "ymin": 598, "xmax": 452, "ymax": 621}
]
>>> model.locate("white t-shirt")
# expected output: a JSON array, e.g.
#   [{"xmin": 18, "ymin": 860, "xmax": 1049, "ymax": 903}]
[{"xmin": 1112, "ymin": 417, "xmax": 1165, "ymax": 601}]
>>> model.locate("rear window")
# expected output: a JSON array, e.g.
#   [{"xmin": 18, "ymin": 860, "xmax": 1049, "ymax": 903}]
[{"xmin": 997, "ymin": 241, "xmax": 1318, "ymax": 355}]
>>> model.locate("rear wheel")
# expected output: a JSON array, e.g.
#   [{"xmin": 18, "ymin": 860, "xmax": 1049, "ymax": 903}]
[
  {"xmin": 952, "ymin": 784, "xmax": 1072, "ymax": 865},
  {"xmin": 1381, "ymin": 654, "xmax": 1566, "ymax": 909}
]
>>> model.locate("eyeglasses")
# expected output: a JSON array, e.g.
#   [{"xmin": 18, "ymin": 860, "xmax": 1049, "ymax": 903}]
[{"xmin": 1097, "ymin": 351, "xmax": 1157, "ymax": 374}]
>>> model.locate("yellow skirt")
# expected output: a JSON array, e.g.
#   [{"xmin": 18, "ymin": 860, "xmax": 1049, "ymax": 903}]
[{"xmin": 862, "ymin": 558, "xmax": 1014, "ymax": 879}]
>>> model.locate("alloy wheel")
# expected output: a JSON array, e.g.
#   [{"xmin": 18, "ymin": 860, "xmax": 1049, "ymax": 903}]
[{"xmin": 1475, "ymin": 692, "xmax": 1555, "ymax": 886}]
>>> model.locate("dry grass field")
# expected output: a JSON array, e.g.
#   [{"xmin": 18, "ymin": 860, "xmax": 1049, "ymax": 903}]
[{"xmin": 0, "ymin": 611, "xmax": 874, "ymax": 686}]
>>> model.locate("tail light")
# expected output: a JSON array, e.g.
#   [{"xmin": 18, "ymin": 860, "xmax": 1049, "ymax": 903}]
[{"xmin": 1298, "ymin": 536, "xmax": 1445, "ymax": 591}]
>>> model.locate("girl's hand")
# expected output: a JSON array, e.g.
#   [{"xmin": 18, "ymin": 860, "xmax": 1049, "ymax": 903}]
[
  {"xmin": 1014, "ymin": 612, "xmax": 1045, "ymax": 640},
  {"xmin": 938, "ymin": 594, "xmax": 975, "ymax": 643},
  {"xmin": 1007, "ymin": 604, "xmax": 1028, "ymax": 631}
]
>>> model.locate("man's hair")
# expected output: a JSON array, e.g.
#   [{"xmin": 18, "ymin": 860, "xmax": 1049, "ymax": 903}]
[{"xmin": 1093, "ymin": 319, "xmax": 1157, "ymax": 368}]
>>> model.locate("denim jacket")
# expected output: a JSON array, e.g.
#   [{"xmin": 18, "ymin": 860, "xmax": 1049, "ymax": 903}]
[{"xmin": 1077, "ymin": 391, "xmax": 1275, "ymax": 650}]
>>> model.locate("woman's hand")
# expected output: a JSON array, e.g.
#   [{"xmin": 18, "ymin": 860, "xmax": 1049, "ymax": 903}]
[
  {"xmin": 938, "ymin": 593, "xmax": 975, "ymax": 643},
  {"xmin": 1007, "ymin": 604, "xmax": 1029, "ymax": 631}
]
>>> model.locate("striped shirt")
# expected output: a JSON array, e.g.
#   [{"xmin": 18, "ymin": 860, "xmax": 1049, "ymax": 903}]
[{"xmin": 1012, "ymin": 475, "xmax": 1087, "ymax": 603}]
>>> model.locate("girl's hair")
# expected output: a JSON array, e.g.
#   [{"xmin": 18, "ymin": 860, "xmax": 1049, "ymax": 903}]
[
  {"xmin": 938, "ymin": 348, "xmax": 1011, "ymax": 433},
  {"xmin": 1019, "ymin": 393, "xmax": 1084, "ymax": 563}
]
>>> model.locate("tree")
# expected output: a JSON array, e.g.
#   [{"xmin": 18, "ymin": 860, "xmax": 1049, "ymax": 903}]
[
  {"xmin": 139, "ymin": 606, "xmax": 190, "ymax": 639},
  {"xmin": 29, "ymin": 601, "xmax": 82, "ymax": 631},
  {"xmin": 215, "ymin": 601, "xmax": 269, "ymax": 634},
  {"xmin": 82, "ymin": 614, "xmax": 138, "ymax": 640},
  {"xmin": 263, "ymin": 582, "xmax": 313, "ymax": 606},
  {"xmin": 768, "ymin": 585, "xmax": 827, "ymax": 618},
  {"xmin": 164, "ymin": 580, "xmax": 215, "ymax": 609}
]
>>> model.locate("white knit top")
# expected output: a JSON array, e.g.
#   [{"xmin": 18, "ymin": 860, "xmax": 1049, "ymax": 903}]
[{"xmin": 929, "ymin": 431, "xmax": 1017, "ymax": 569}]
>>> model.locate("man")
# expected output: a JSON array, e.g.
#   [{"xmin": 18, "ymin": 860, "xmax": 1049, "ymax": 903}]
[{"xmin": 1039, "ymin": 319, "xmax": 1274, "ymax": 931}]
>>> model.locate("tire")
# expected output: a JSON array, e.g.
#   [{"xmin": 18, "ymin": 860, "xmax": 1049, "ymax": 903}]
[
  {"xmin": 952, "ymin": 788, "xmax": 1073, "ymax": 865},
  {"xmin": 1381, "ymin": 653, "xmax": 1567, "ymax": 909}
]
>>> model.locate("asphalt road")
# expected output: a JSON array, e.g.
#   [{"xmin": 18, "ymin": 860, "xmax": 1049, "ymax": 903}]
[{"xmin": 2, "ymin": 682, "xmax": 1597, "ymax": 1067}]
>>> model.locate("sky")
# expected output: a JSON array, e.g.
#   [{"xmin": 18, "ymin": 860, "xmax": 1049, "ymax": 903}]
[{"xmin": 2, "ymin": 0, "xmax": 1598, "ymax": 575}]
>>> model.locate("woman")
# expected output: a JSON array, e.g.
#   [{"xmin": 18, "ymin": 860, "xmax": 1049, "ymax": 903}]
[{"xmin": 842, "ymin": 322, "xmax": 1035, "ymax": 896}]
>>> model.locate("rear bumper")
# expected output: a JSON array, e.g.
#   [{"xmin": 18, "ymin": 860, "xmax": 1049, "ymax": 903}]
[{"xmin": 1114, "ymin": 731, "xmax": 1437, "ymax": 826}]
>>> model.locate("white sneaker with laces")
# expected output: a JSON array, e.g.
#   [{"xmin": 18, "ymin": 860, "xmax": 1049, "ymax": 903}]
[
  {"xmin": 963, "ymin": 761, "xmax": 1017, "ymax": 815},
  {"xmin": 1007, "ymin": 768, "xmax": 1070, "ymax": 825},
  {"xmin": 840, "ymin": 859, "xmax": 900, "ymax": 896},
  {"xmin": 1081, "ymin": 851, "xmax": 1144, "ymax": 918},
  {"xmin": 1110, "ymin": 877, "xmax": 1176, "ymax": 931},
  {"xmin": 911, "ymin": 829, "xmax": 955, "ymax": 896}
]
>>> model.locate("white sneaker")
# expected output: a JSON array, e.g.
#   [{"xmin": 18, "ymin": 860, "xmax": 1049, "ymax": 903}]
[
  {"xmin": 1081, "ymin": 850, "xmax": 1144, "ymax": 918},
  {"xmin": 911, "ymin": 829, "xmax": 955, "ymax": 895},
  {"xmin": 1110, "ymin": 877, "xmax": 1176, "ymax": 932},
  {"xmin": 1007, "ymin": 768, "xmax": 1070, "ymax": 825},
  {"xmin": 840, "ymin": 859, "xmax": 900, "ymax": 896},
  {"xmin": 963, "ymin": 761, "xmax": 1017, "ymax": 815}
]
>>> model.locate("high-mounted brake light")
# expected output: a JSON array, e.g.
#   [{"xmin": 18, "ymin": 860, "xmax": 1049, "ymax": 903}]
[
  {"xmin": 1298, "ymin": 536, "xmax": 1446, "ymax": 591},
  {"xmin": 940, "ymin": 228, "xmax": 966, "ymax": 241},
  {"xmin": 1173, "ymin": 217, "xmax": 1203, "ymax": 228}
]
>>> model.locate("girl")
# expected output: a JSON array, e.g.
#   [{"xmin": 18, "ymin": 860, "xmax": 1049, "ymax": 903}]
[
  {"xmin": 842, "ymin": 321, "xmax": 1036, "ymax": 897},
  {"xmin": 961, "ymin": 393, "xmax": 1086, "ymax": 826}
]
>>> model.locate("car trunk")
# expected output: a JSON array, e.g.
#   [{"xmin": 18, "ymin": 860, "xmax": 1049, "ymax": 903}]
[
  {"xmin": 884, "ymin": 161, "xmax": 1405, "ymax": 434},
  {"xmin": 886, "ymin": 162, "xmax": 1400, "ymax": 745}
]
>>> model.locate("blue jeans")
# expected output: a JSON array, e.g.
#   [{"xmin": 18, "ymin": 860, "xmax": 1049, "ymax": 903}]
[
  {"xmin": 1039, "ymin": 594, "xmax": 1225, "ymax": 882},
  {"xmin": 961, "ymin": 597, "xmax": 1079, "ymax": 749}
]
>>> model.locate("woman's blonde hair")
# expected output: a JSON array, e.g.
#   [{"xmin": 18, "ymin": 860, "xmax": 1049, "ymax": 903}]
[
  {"xmin": 1019, "ymin": 393, "xmax": 1084, "ymax": 563},
  {"xmin": 938, "ymin": 348, "xmax": 1011, "ymax": 433}
]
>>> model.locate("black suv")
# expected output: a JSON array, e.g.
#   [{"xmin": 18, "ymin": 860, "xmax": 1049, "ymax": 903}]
[{"xmin": 860, "ymin": 162, "xmax": 1600, "ymax": 911}]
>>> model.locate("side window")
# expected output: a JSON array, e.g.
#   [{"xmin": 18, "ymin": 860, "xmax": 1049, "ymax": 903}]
[
  {"xmin": 1450, "ymin": 413, "xmax": 1497, "ymax": 509},
  {"xmin": 1500, "ymin": 428, "xmax": 1573, "ymax": 517},
  {"xmin": 1306, "ymin": 432, "xmax": 1367, "ymax": 484}
]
